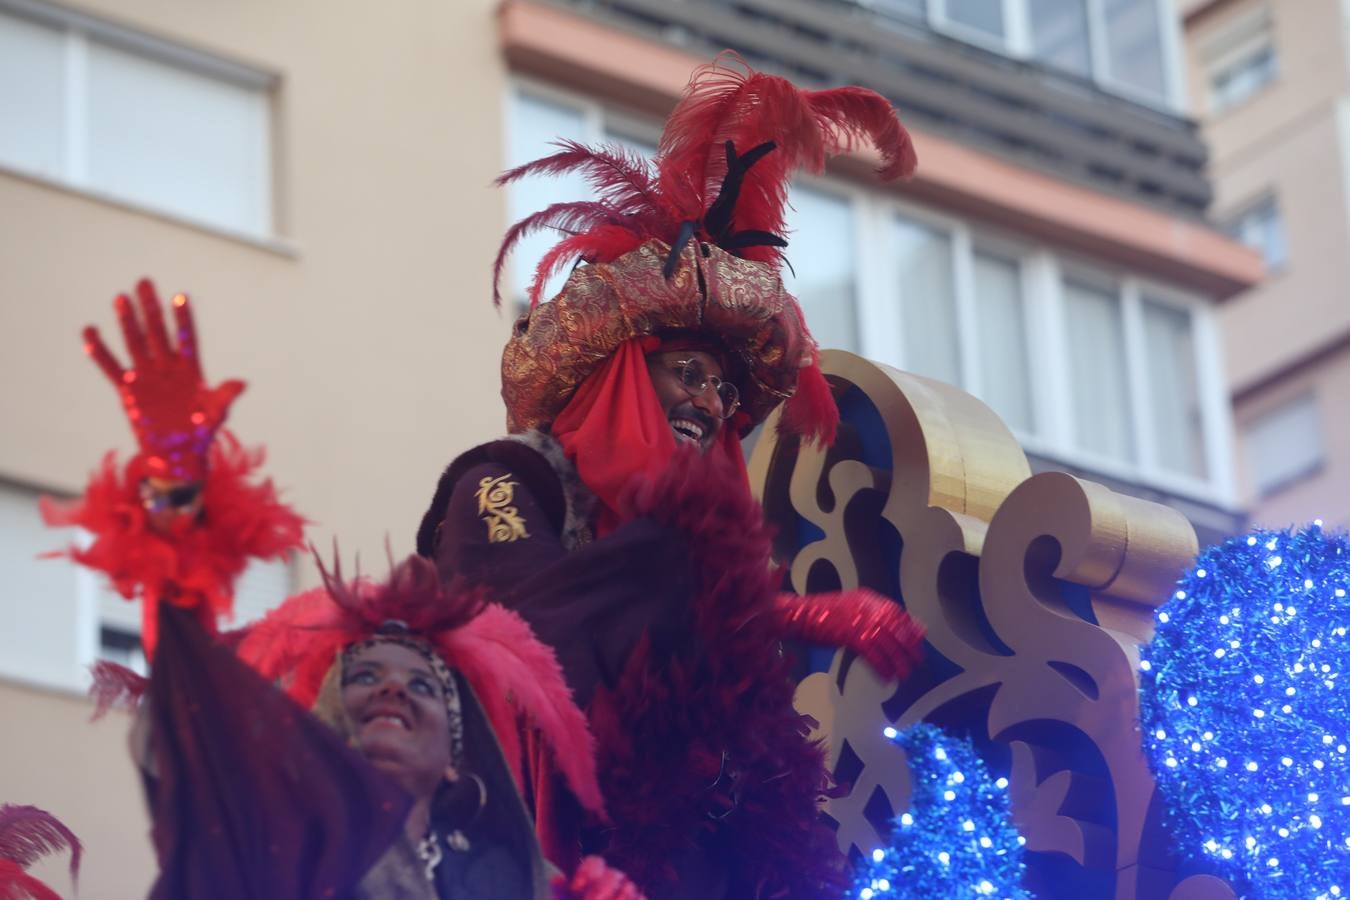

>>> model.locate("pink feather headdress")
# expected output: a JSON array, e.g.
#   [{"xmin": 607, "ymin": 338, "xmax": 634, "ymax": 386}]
[
  {"xmin": 235, "ymin": 554, "xmax": 604, "ymax": 817},
  {"xmin": 0, "ymin": 805, "xmax": 81, "ymax": 900}
]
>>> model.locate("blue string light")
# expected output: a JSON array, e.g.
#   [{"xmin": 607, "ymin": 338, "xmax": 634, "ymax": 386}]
[
  {"xmin": 852, "ymin": 723, "xmax": 1029, "ymax": 899},
  {"xmin": 1140, "ymin": 523, "xmax": 1350, "ymax": 899}
]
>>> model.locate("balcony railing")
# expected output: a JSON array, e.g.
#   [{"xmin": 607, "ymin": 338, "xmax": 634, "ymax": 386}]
[{"xmin": 551, "ymin": 0, "xmax": 1212, "ymax": 218}]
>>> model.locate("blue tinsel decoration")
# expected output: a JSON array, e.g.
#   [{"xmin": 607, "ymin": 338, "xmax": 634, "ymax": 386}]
[
  {"xmin": 1140, "ymin": 523, "xmax": 1350, "ymax": 899},
  {"xmin": 851, "ymin": 723, "xmax": 1029, "ymax": 899}
]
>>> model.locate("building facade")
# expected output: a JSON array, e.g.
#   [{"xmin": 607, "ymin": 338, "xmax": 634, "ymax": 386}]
[
  {"xmin": 0, "ymin": 0, "xmax": 1257, "ymax": 894},
  {"xmin": 1182, "ymin": 0, "xmax": 1350, "ymax": 533}
]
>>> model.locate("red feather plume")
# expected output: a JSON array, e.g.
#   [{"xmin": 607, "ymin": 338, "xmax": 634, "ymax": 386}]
[
  {"xmin": 40, "ymin": 432, "xmax": 306, "ymax": 657},
  {"xmin": 493, "ymin": 52, "xmax": 916, "ymax": 301},
  {"xmin": 0, "ymin": 805, "xmax": 80, "ymax": 900}
]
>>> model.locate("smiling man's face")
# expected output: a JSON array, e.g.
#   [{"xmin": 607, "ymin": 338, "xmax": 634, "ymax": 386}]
[{"xmin": 646, "ymin": 349, "xmax": 729, "ymax": 452}]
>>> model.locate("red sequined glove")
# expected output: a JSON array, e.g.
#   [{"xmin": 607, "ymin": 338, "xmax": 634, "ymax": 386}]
[
  {"xmin": 771, "ymin": 589, "xmax": 925, "ymax": 681},
  {"xmin": 83, "ymin": 278, "xmax": 243, "ymax": 481},
  {"xmin": 553, "ymin": 855, "xmax": 646, "ymax": 900}
]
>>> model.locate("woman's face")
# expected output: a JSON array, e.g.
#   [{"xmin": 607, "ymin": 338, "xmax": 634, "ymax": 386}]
[{"xmin": 341, "ymin": 641, "xmax": 453, "ymax": 799}]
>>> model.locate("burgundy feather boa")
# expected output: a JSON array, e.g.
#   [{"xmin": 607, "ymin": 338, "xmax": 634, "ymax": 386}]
[{"xmin": 589, "ymin": 447, "xmax": 847, "ymax": 897}]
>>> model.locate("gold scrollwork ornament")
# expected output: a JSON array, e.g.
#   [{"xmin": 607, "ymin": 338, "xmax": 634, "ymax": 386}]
[
  {"xmin": 476, "ymin": 474, "xmax": 530, "ymax": 544},
  {"xmin": 757, "ymin": 350, "xmax": 1230, "ymax": 900}
]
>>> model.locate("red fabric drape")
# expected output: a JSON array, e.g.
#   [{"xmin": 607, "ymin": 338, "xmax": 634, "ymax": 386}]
[{"xmin": 551, "ymin": 337, "xmax": 748, "ymax": 536}]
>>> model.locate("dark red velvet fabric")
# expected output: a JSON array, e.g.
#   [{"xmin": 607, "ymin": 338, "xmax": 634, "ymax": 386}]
[{"xmin": 144, "ymin": 604, "xmax": 410, "ymax": 899}]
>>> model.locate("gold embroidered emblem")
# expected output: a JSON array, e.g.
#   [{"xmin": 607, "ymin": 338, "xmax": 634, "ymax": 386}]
[{"xmin": 476, "ymin": 474, "xmax": 529, "ymax": 544}]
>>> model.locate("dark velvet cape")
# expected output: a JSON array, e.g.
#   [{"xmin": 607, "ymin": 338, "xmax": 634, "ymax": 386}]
[
  {"xmin": 420, "ymin": 438, "xmax": 848, "ymax": 898},
  {"xmin": 142, "ymin": 604, "xmax": 411, "ymax": 899}
]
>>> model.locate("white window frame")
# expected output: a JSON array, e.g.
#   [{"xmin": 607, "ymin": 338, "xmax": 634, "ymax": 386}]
[
  {"xmin": 1220, "ymin": 191, "xmax": 1287, "ymax": 273},
  {"xmin": 0, "ymin": 0, "xmax": 282, "ymax": 247},
  {"xmin": 1198, "ymin": 3, "xmax": 1278, "ymax": 116},
  {"xmin": 1243, "ymin": 392, "xmax": 1327, "ymax": 498},
  {"xmin": 925, "ymin": 0, "xmax": 1187, "ymax": 112},
  {"xmin": 503, "ymin": 80, "xmax": 1235, "ymax": 506}
]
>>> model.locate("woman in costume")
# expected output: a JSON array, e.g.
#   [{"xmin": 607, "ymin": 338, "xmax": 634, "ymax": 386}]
[
  {"xmin": 45, "ymin": 282, "xmax": 642, "ymax": 899},
  {"xmin": 413, "ymin": 54, "xmax": 928, "ymax": 897},
  {"xmin": 236, "ymin": 553, "xmax": 643, "ymax": 899}
]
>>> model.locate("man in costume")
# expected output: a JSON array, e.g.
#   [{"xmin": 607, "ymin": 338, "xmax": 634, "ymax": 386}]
[
  {"xmin": 412, "ymin": 55, "xmax": 928, "ymax": 897},
  {"xmin": 47, "ymin": 52, "xmax": 927, "ymax": 899}
]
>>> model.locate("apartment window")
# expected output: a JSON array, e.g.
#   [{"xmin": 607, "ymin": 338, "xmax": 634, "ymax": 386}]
[
  {"xmin": 0, "ymin": 478, "xmax": 292, "ymax": 692},
  {"xmin": 918, "ymin": 0, "xmax": 1178, "ymax": 105},
  {"xmin": 865, "ymin": 0, "xmax": 927, "ymax": 20},
  {"xmin": 502, "ymin": 82, "xmax": 1230, "ymax": 499},
  {"xmin": 1201, "ymin": 5, "xmax": 1278, "ymax": 114},
  {"xmin": 1028, "ymin": 0, "xmax": 1093, "ymax": 78},
  {"xmin": 0, "ymin": 482, "xmax": 86, "ymax": 689},
  {"xmin": 96, "ymin": 554, "xmax": 291, "ymax": 656},
  {"xmin": 972, "ymin": 250, "xmax": 1035, "ymax": 434},
  {"xmin": 785, "ymin": 185, "xmax": 861, "ymax": 353},
  {"xmin": 1064, "ymin": 278, "xmax": 1136, "ymax": 463},
  {"xmin": 892, "ymin": 214, "xmax": 961, "ymax": 387},
  {"xmin": 507, "ymin": 90, "xmax": 592, "ymax": 306},
  {"xmin": 1225, "ymin": 198, "xmax": 1285, "ymax": 276},
  {"xmin": 0, "ymin": 3, "xmax": 274, "ymax": 237},
  {"xmin": 1141, "ymin": 297, "xmax": 1206, "ymax": 479},
  {"xmin": 1210, "ymin": 44, "xmax": 1277, "ymax": 113},
  {"xmin": 1223, "ymin": 195, "xmax": 1287, "ymax": 272},
  {"xmin": 1102, "ymin": 0, "xmax": 1168, "ymax": 100},
  {"xmin": 1244, "ymin": 394, "xmax": 1325, "ymax": 496},
  {"xmin": 936, "ymin": 0, "xmax": 1006, "ymax": 42}
]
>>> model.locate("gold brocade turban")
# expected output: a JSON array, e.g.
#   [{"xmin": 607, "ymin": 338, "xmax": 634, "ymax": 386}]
[{"xmin": 493, "ymin": 53, "xmax": 919, "ymax": 442}]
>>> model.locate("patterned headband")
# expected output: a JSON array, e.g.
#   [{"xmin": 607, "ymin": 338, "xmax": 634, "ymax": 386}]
[{"xmin": 341, "ymin": 629, "xmax": 465, "ymax": 764}]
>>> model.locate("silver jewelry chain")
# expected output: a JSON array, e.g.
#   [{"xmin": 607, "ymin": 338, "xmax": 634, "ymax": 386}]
[{"xmin": 416, "ymin": 830, "xmax": 443, "ymax": 882}]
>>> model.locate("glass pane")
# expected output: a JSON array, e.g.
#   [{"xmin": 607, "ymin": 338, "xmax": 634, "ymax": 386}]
[
  {"xmin": 1244, "ymin": 394, "xmax": 1325, "ymax": 496},
  {"xmin": 1225, "ymin": 196, "xmax": 1286, "ymax": 271},
  {"xmin": 1210, "ymin": 43, "xmax": 1277, "ymax": 113},
  {"xmin": 945, "ymin": 0, "xmax": 1005, "ymax": 39},
  {"xmin": 1103, "ymin": 0, "xmax": 1167, "ymax": 100},
  {"xmin": 1063, "ymin": 279, "xmax": 1134, "ymax": 461},
  {"xmin": 0, "ymin": 11, "xmax": 66, "ymax": 178},
  {"xmin": 892, "ymin": 215, "xmax": 959, "ymax": 386},
  {"xmin": 783, "ymin": 185, "xmax": 859, "ymax": 353},
  {"xmin": 507, "ymin": 92, "xmax": 590, "ymax": 306},
  {"xmin": 870, "ymin": 0, "xmax": 926, "ymax": 21},
  {"xmin": 87, "ymin": 40, "xmax": 271, "ymax": 235},
  {"xmin": 1028, "ymin": 0, "xmax": 1092, "ymax": 77},
  {"xmin": 0, "ymin": 483, "xmax": 84, "ymax": 690},
  {"xmin": 973, "ymin": 251, "xmax": 1034, "ymax": 433},
  {"xmin": 1141, "ymin": 299, "xmax": 1206, "ymax": 478},
  {"xmin": 602, "ymin": 127, "xmax": 658, "ymax": 160}
]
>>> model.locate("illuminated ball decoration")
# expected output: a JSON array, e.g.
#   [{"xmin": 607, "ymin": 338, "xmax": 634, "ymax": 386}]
[
  {"xmin": 1140, "ymin": 523, "xmax": 1350, "ymax": 899},
  {"xmin": 853, "ymin": 723, "xmax": 1029, "ymax": 899}
]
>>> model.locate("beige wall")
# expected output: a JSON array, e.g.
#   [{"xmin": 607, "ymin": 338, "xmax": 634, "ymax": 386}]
[
  {"xmin": 1234, "ymin": 346, "xmax": 1350, "ymax": 529},
  {"xmin": 0, "ymin": 0, "xmax": 514, "ymax": 571},
  {"xmin": 1187, "ymin": 0, "xmax": 1350, "ymax": 390},
  {"xmin": 0, "ymin": 1, "xmax": 510, "ymax": 894},
  {"xmin": 1185, "ymin": 0, "xmax": 1350, "ymax": 527},
  {"xmin": 0, "ymin": 681, "xmax": 152, "ymax": 898}
]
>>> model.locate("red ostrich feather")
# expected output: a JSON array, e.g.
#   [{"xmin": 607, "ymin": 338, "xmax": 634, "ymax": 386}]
[
  {"xmin": 494, "ymin": 52, "xmax": 916, "ymax": 299},
  {"xmin": 0, "ymin": 805, "xmax": 80, "ymax": 900}
]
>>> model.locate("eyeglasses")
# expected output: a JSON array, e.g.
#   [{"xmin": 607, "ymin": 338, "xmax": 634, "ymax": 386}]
[{"xmin": 671, "ymin": 359, "xmax": 740, "ymax": 419}]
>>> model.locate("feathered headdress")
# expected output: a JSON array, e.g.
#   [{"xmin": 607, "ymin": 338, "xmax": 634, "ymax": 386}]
[
  {"xmin": 0, "ymin": 805, "xmax": 81, "ymax": 900},
  {"xmin": 235, "ymin": 553, "xmax": 604, "ymax": 817},
  {"xmin": 494, "ymin": 53, "xmax": 916, "ymax": 445}
]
